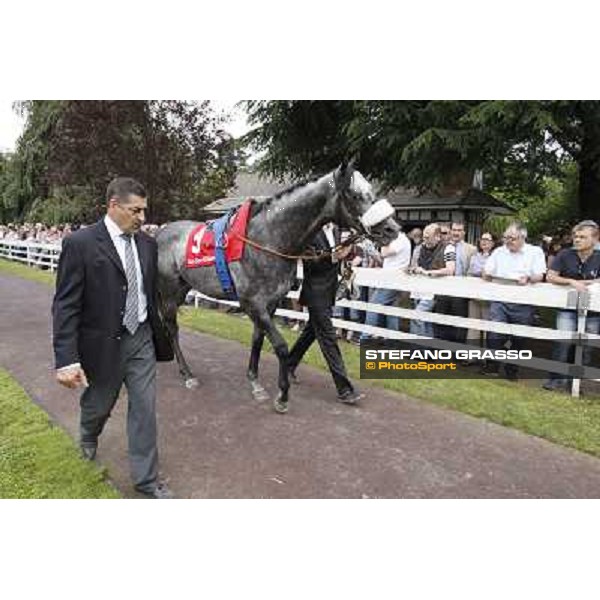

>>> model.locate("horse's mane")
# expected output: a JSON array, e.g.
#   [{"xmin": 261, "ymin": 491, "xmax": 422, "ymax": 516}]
[{"xmin": 260, "ymin": 172, "xmax": 326, "ymax": 208}]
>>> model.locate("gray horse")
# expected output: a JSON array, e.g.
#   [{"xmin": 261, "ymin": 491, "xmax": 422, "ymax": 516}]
[{"xmin": 156, "ymin": 163, "xmax": 400, "ymax": 413}]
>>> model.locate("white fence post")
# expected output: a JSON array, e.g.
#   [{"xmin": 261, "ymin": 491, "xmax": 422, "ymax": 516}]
[{"xmin": 571, "ymin": 290, "xmax": 588, "ymax": 397}]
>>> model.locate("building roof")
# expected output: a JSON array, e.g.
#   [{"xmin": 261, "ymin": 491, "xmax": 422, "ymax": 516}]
[
  {"xmin": 385, "ymin": 186, "xmax": 514, "ymax": 215},
  {"xmin": 230, "ymin": 171, "xmax": 294, "ymax": 197},
  {"xmin": 201, "ymin": 172, "xmax": 514, "ymax": 216},
  {"xmin": 201, "ymin": 171, "xmax": 288, "ymax": 215}
]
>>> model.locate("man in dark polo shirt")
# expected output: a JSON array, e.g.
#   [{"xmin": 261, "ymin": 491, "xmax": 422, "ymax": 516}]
[{"xmin": 543, "ymin": 220, "xmax": 600, "ymax": 392}]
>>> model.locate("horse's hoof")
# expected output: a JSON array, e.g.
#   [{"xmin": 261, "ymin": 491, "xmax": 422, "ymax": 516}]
[
  {"xmin": 273, "ymin": 394, "xmax": 289, "ymax": 414},
  {"xmin": 273, "ymin": 400, "xmax": 288, "ymax": 414},
  {"xmin": 252, "ymin": 389, "xmax": 270, "ymax": 403},
  {"xmin": 250, "ymin": 382, "xmax": 270, "ymax": 403},
  {"xmin": 185, "ymin": 378, "xmax": 199, "ymax": 389}
]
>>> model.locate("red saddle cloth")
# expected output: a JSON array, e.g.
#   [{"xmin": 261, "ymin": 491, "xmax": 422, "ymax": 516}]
[{"xmin": 185, "ymin": 200, "xmax": 252, "ymax": 268}]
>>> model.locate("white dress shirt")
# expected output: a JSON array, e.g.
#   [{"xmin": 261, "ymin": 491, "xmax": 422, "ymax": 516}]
[
  {"xmin": 104, "ymin": 215, "xmax": 148, "ymax": 324},
  {"xmin": 484, "ymin": 243, "xmax": 547, "ymax": 280},
  {"xmin": 323, "ymin": 223, "xmax": 336, "ymax": 250},
  {"xmin": 381, "ymin": 232, "xmax": 411, "ymax": 270}
]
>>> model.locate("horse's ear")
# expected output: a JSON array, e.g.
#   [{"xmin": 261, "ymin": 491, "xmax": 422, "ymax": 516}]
[{"xmin": 334, "ymin": 160, "xmax": 353, "ymax": 190}]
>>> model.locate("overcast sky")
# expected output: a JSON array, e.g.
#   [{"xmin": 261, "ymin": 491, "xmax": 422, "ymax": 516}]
[
  {"xmin": 0, "ymin": 100, "xmax": 251, "ymax": 153},
  {"xmin": 0, "ymin": 101, "xmax": 25, "ymax": 152}
]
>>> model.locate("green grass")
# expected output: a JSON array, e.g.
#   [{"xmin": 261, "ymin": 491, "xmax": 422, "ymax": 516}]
[
  {"xmin": 0, "ymin": 257, "xmax": 56, "ymax": 286},
  {"xmin": 3, "ymin": 256, "xmax": 600, "ymax": 458},
  {"xmin": 179, "ymin": 306, "xmax": 600, "ymax": 458},
  {"xmin": 0, "ymin": 369, "xmax": 120, "ymax": 498}
]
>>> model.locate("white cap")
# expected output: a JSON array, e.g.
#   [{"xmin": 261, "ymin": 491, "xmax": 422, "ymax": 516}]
[{"xmin": 360, "ymin": 199, "xmax": 395, "ymax": 228}]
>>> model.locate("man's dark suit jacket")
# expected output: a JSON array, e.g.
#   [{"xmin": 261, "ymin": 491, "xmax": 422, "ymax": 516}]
[
  {"xmin": 52, "ymin": 219, "xmax": 173, "ymax": 385},
  {"xmin": 299, "ymin": 228, "xmax": 341, "ymax": 308}
]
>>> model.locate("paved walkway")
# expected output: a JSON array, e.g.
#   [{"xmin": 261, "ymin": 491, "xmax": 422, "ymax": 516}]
[{"xmin": 2, "ymin": 272, "xmax": 600, "ymax": 498}]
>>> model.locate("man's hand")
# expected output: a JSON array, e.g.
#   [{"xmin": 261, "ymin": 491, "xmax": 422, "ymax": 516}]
[
  {"xmin": 56, "ymin": 366, "xmax": 89, "ymax": 389},
  {"xmin": 334, "ymin": 245, "xmax": 352, "ymax": 261},
  {"xmin": 571, "ymin": 280, "xmax": 590, "ymax": 293}
]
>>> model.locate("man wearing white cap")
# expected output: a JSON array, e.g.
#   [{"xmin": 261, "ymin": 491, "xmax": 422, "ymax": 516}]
[{"xmin": 360, "ymin": 218, "xmax": 411, "ymax": 340}]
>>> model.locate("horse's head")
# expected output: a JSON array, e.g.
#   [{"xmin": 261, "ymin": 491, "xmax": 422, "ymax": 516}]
[{"xmin": 332, "ymin": 162, "xmax": 400, "ymax": 246}]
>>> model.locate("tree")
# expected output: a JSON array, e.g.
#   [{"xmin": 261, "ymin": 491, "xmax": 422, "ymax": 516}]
[
  {"xmin": 3, "ymin": 101, "xmax": 238, "ymax": 223},
  {"xmin": 244, "ymin": 100, "xmax": 600, "ymax": 219},
  {"xmin": 0, "ymin": 101, "xmax": 63, "ymax": 220},
  {"xmin": 458, "ymin": 100, "xmax": 599, "ymax": 217}
]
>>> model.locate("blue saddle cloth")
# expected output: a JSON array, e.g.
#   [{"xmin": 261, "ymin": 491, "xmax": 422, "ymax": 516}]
[{"xmin": 206, "ymin": 209, "xmax": 238, "ymax": 301}]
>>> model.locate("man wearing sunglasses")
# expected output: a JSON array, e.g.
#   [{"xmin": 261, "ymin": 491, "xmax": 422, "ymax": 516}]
[
  {"xmin": 52, "ymin": 177, "xmax": 175, "ymax": 498},
  {"xmin": 435, "ymin": 221, "xmax": 476, "ymax": 343}
]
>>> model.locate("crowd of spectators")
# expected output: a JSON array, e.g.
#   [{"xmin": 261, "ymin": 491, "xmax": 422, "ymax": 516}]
[
  {"xmin": 0, "ymin": 222, "xmax": 160, "ymax": 244},
  {"xmin": 329, "ymin": 216, "xmax": 600, "ymax": 393},
  {"xmin": 0, "ymin": 222, "xmax": 76, "ymax": 244}
]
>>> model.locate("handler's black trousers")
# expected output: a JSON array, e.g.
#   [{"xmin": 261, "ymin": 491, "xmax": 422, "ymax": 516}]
[
  {"xmin": 79, "ymin": 321, "xmax": 158, "ymax": 492},
  {"xmin": 435, "ymin": 295, "xmax": 469, "ymax": 343},
  {"xmin": 288, "ymin": 305, "xmax": 353, "ymax": 397}
]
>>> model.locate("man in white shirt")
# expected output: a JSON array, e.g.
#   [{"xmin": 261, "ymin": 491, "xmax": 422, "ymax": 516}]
[
  {"xmin": 52, "ymin": 177, "xmax": 174, "ymax": 498},
  {"xmin": 360, "ymin": 230, "xmax": 411, "ymax": 341},
  {"xmin": 482, "ymin": 222, "xmax": 546, "ymax": 380}
]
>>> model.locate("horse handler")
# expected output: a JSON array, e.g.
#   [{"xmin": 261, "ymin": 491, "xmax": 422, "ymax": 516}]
[
  {"xmin": 287, "ymin": 224, "xmax": 364, "ymax": 404},
  {"xmin": 52, "ymin": 177, "xmax": 175, "ymax": 499}
]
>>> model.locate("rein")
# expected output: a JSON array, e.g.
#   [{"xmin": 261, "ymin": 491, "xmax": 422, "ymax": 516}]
[{"xmin": 230, "ymin": 231, "xmax": 364, "ymax": 262}]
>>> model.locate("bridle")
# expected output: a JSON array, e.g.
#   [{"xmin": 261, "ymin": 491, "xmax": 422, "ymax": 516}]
[{"xmin": 230, "ymin": 177, "xmax": 394, "ymax": 262}]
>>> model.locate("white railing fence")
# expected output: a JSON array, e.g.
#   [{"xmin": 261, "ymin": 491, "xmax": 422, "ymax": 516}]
[
  {"xmin": 2, "ymin": 239, "xmax": 598, "ymax": 397},
  {"xmin": 190, "ymin": 265, "xmax": 600, "ymax": 397},
  {"xmin": 0, "ymin": 239, "xmax": 62, "ymax": 272}
]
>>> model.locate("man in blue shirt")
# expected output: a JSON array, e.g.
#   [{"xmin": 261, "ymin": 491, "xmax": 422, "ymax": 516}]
[{"xmin": 543, "ymin": 220, "xmax": 600, "ymax": 392}]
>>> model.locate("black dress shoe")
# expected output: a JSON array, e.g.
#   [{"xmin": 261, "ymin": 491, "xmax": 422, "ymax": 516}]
[
  {"xmin": 80, "ymin": 444, "xmax": 97, "ymax": 461},
  {"xmin": 503, "ymin": 367, "xmax": 519, "ymax": 382},
  {"xmin": 337, "ymin": 389, "xmax": 364, "ymax": 405},
  {"xmin": 543, "ymin": 380, "xmax": 566, "ymax": 392},
  {"xmin": 480, "ymin": 362, "xmax": 499, "ymax": 377},
  {"xmin": 135, "ymin": 482, "xmax": 175, "ymax": 499}
]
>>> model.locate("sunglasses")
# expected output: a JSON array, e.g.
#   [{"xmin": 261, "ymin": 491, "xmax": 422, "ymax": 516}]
[{"xmin": 115, "ymin": 202, "xmax": 146, "ymax": 216}]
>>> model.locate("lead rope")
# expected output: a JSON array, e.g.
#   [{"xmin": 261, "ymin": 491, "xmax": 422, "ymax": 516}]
[{"xmin": 229, "ymin": 231, "xmax": 364, "ymax": 261}]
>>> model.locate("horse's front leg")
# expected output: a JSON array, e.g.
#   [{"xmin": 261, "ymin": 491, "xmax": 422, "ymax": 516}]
[
  {"xmin": 257, "ymin": 315, "xmax": 290, "ymax": 414},
  {"xmin": 247, "ymin": 324, "xmax": 270, "ymax": 402}
]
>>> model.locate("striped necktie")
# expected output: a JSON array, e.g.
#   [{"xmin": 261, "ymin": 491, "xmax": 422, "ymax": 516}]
[{"xmin": 121, "ymin": 233, "xmax": 139, "ymax": 335}]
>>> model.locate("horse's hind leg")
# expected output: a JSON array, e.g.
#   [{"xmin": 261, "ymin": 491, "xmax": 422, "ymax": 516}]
[
  {"xmin": 159, "ymin": 286, "xmax": 198, "ymax": 389},
  {"xmin": 247, "ymin": 325, "xmax": 270, "ymax": 402}
]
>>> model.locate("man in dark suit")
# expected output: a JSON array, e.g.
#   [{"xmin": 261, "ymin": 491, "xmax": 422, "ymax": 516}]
[
  {"xmin": 287, "ymin": 224, "xmax": 363, "ymax": 404},
  {"xmin": 52, "ymin": 177, "xmax": 174, "ymax": 499}
]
